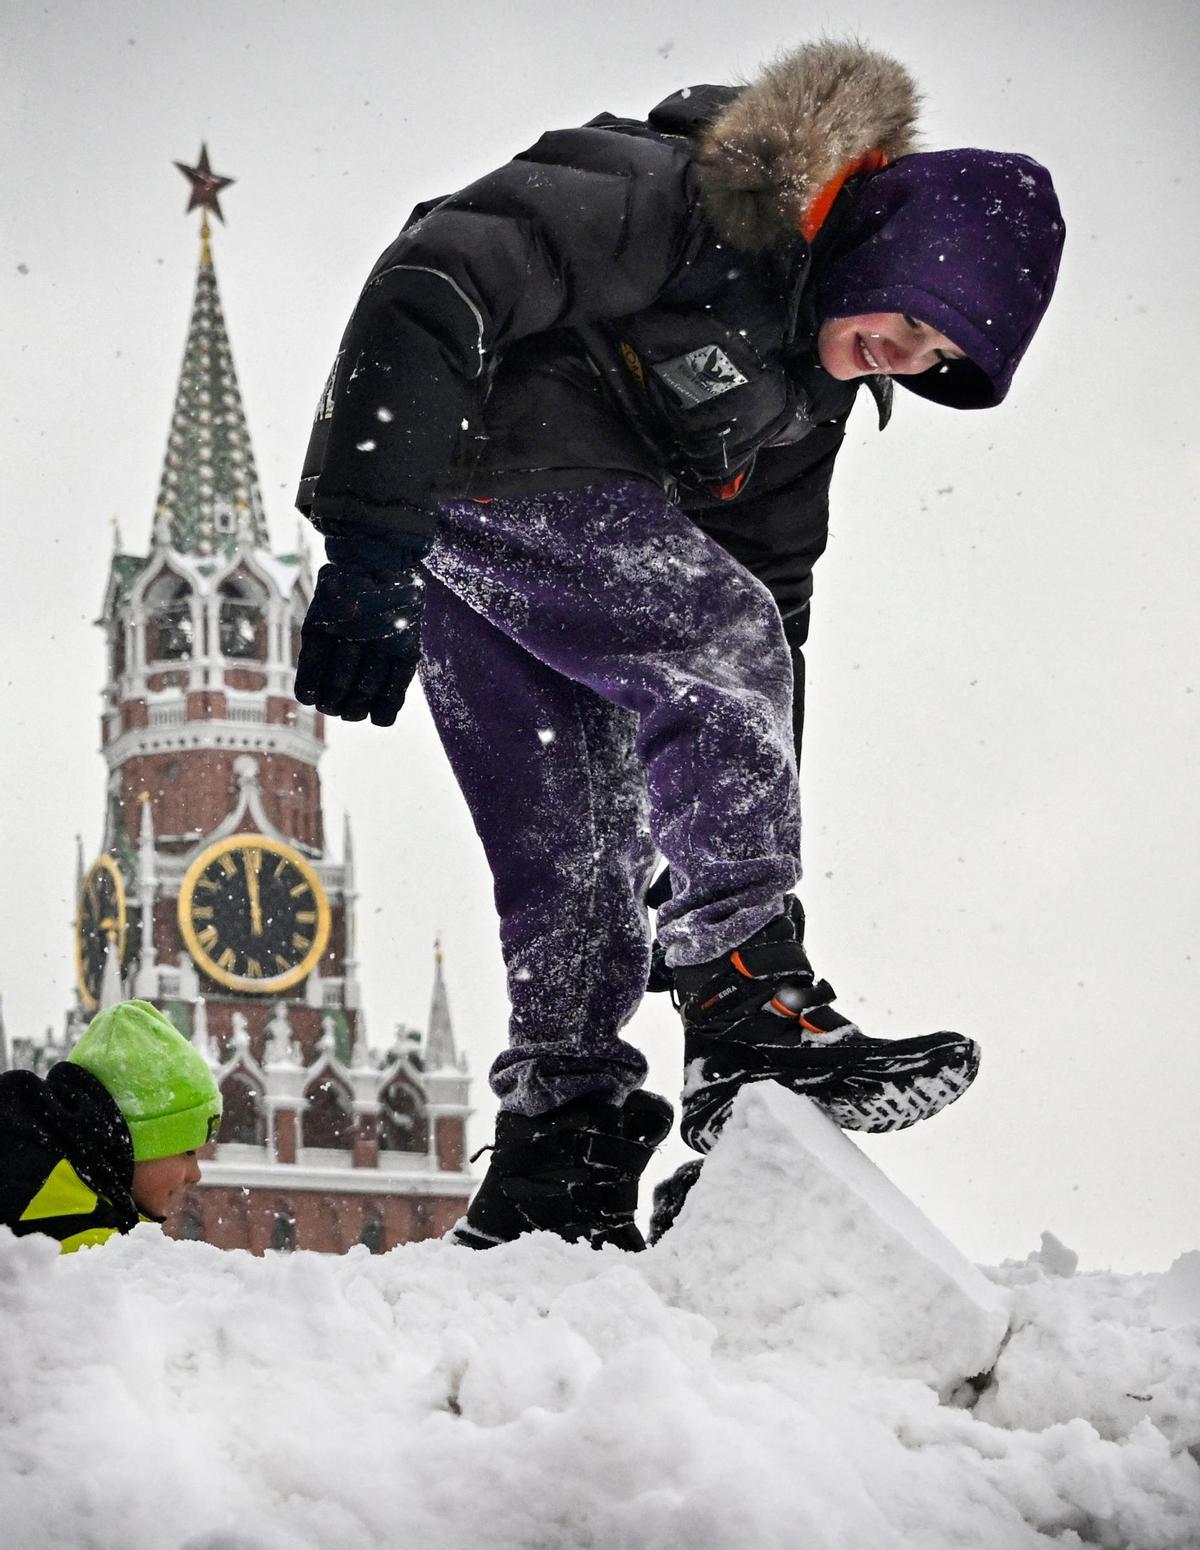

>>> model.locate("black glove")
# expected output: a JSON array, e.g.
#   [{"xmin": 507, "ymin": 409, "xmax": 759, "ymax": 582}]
[{"xmin": 295, "ymin": 528, "xmax": 432, "ymax": 726}]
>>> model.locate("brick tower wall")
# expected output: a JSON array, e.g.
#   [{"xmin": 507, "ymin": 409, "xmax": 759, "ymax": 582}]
[{"xmin": 119, "ymin": 751, "xmax": 323, "ymax": 851}]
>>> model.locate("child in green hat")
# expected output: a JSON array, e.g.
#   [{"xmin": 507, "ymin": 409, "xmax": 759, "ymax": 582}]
[{"xmin": 0, "ymin": 999, "xmax": 222, "ymax": 1253}]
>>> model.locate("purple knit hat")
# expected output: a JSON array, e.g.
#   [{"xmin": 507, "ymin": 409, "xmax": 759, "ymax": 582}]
[{"xmin": 815, "ymin": 149, "xmax": 1065, "ymax": 408}]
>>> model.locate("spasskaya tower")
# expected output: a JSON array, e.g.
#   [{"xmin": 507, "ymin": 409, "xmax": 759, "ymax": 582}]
[{"xmin": 69, "ymin": 147, "xmax": 471, "ymax": 1254}]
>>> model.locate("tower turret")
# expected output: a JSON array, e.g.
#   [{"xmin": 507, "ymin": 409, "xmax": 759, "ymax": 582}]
[
  {"xmin": 425, "ymin": 936, "xmax": 458, "ymax": 1070},
  {"xmin": 423, "ymin": 938, "xmax": 470, "ymax": 1175}
]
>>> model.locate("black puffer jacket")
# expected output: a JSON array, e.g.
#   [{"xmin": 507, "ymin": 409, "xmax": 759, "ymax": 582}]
[
  {"xmin": 0, "ymin": 1063, "xmax": 140, "ymax": 1253},
  {"xmin": 298, "ymin": 45, "xmax": 920, "ymax": 636}
]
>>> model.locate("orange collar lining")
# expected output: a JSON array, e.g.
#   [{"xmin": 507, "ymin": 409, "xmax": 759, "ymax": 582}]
[{"xmin": 800, "ymin": 149, "xmax": 888, "ymax": 243}]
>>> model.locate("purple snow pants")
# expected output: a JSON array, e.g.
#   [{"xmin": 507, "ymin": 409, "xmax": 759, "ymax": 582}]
[{"xmin": 420, "ymin": 480, "xmax": 801, "ymax": 1116}]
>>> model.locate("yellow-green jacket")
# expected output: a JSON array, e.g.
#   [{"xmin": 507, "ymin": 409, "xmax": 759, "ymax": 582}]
[{"xmin": 0, "ymin": 1063, "xmax": 143, "ymax": 1253}]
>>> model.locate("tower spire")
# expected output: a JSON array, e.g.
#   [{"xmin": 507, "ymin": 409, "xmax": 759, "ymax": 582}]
[
  {"xmin": 153, "ymin": 146, "xmax": 268, "ymax": 559},
  {"xmin": 425, "ymin": 936, "xmax": 458, "ymax": 1069}
]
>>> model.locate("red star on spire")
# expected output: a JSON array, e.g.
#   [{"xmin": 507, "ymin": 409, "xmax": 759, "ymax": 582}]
[{"xmin": 173, "ymin": 144, "xmax": 235, "ymax": 224}]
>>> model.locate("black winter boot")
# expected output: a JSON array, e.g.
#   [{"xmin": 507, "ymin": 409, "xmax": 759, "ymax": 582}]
[
  {"xmin": 673, "ymin": 900, "xmax": 979, "ymax": 1153},
  {"xmin": 449, "ymin": 1089, "xmax": 674, "ymax": 1251}
]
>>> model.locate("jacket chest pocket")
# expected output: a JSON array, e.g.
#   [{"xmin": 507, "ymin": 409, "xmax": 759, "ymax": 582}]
[{"xmin": 617, "ymin": 316, "xmax": 795, "ymax": 482}]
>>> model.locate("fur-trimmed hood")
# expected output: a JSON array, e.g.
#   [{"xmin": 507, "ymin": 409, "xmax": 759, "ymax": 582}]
[
  {"xmin": 692, "ymin": 40, "xmax": 921, "ymax": 251},
  {"xmin": 648, "ymin": 40, "xmax": 1064, "ymax": 408}
]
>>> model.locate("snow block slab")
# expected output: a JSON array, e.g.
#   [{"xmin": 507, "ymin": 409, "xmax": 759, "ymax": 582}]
[{"xmin": 648, "ymin": 1083, "xmax": 1011, "ymax": 1394}]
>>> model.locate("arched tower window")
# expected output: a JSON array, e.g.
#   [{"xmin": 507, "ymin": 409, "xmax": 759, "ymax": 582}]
[
  {"xmin": 110, "ymin": 620, "xmax": 127, "ymax": 680},
  {"xmin": 218, "ymin": 576, "xmax": 266, "ymax": 661},
  {"xmin": 145, "ymin": 573, "xmax": 194, "ymax": 662},
  {"xmin": 379, "ymin": 1074, "xmax": 428, "ymax": 1153},
  {"xmin": 219, "ymin": 1069, "xmax": 266, "ymax": 1146},
  {"xmin": 303, "ymin": 1074, "xmax": 354, "ymax": 1150}
]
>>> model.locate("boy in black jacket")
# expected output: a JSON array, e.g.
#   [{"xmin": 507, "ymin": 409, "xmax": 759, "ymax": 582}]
[
  {"xmin": 0, "ymin": 1000, "xmax": 222, "ymax": 1254},
  {"xmin": 294, "ymin": 41, "xmax": 1063, "ymax": 1249}
]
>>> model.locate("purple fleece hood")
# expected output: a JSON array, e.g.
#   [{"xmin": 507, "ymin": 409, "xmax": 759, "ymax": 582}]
[{"xmin": 815, "ymin": 149, "xmax": 1065, "ymax": 408}]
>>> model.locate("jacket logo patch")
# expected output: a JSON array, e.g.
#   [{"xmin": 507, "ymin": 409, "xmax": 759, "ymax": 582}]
[{"xmin": 652, "ymin": 345, "xmax": 749, "ymax": 409}]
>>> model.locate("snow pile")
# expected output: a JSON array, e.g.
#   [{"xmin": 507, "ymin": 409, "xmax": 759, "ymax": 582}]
[
  {"xmin": 647, "ymin": 1084, "xmax": 1010, "ymax": 1393},
  {"xmin": 2, "ymin": 1088, "xmax": 1198, "ymax": 1550}
]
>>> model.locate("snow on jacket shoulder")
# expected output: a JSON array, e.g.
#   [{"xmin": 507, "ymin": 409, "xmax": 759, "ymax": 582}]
[{"xmin": 0, "ymin": 1063, "xmax": 140, "ymax": 1254}]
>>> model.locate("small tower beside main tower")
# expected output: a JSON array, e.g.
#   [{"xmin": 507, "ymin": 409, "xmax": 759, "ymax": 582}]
[{"xmin": 69, "ymin": 147, "xmax": 472, "ymax": 1253}]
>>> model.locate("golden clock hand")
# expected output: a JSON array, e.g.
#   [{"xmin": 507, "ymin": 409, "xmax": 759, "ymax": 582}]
[{"xmin": 244, "ymin": 848, "xmax": 264, "ymax": 936}]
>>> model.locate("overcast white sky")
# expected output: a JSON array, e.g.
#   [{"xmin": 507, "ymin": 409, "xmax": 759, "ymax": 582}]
[{"xmin": 3, "ymin": 0, "xmax": 1198, "ymax": 1271}]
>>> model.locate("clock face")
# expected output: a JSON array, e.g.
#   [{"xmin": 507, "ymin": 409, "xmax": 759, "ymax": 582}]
[
  {"xmin": 76, "ymin": 855, "xmax": 128, "ymax": 1011},
  {"xmin": 178, "ymin": 835, "xmax": 331, "ymax": 994}
]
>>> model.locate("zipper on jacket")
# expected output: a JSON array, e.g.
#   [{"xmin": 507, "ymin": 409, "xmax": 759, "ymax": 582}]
[{"xmin": 783, "ymin": 249, "xmax": 811, "ymax": 349}]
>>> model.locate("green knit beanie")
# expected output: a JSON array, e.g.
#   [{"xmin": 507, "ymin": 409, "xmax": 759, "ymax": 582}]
[{"xmin": 69, "ymin": 999, "xmax": 222, "ymax": 1162}]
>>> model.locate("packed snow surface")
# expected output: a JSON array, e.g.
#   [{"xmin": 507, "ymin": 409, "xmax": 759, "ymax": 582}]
[{"xmin": 3, "ymin": 1087, "xmax": 1198, "ymax": 1550}]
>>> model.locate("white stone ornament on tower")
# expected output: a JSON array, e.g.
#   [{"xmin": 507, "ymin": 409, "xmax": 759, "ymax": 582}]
[
  {"xmin": 134, "ymin": 793, "xmax": 160, "ymax": 998},
  {"xmin": 178, "ymin": 953, "xmax": 199, "ymax": 1002},
  {"xmin": 349, "ymin": 1011, "xmax": 371, "ymax": 1072},
  {"xmin": 191, "ymin": 996, "xmax": 216, "ymax": 1064},
  {"xmin": 98, "ymin": 936, "xmax": 124, "ymax": 1010},
  {"xmin": 230, "ymin": 1010, "xmax": 251, "ymax": 1058},
  {"xmin": 347, "ymin": 1013, "xmax": 382, "ymax": 1119},
  {"xmin": 262, "ymin": 1001, "xmax": 307, "ymax": 1155},
  {"xmin": 264, "ymin": 1002, "xmax": 298, "ymax": 1067}
]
